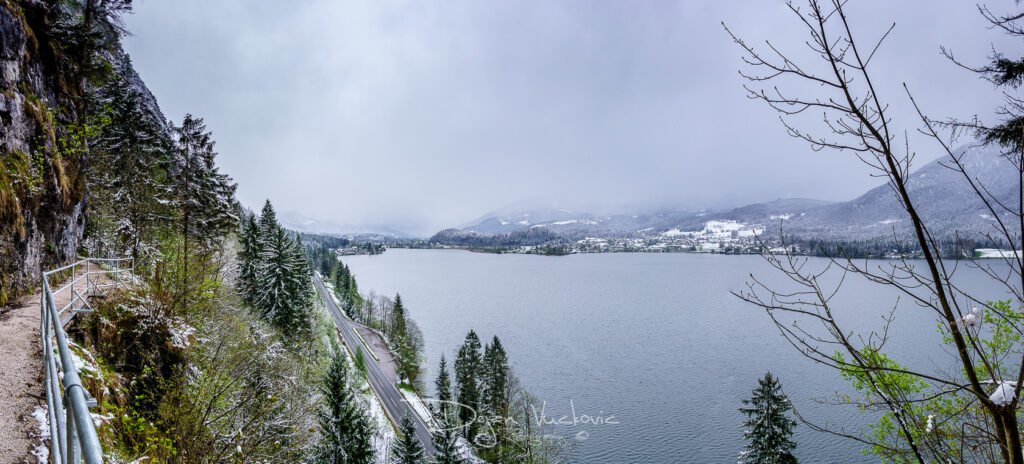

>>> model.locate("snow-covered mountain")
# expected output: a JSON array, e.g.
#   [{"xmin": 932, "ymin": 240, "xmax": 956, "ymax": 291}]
[
  {"xmin": 438, "ymin": 144, "xmax": 1020, "ymax": 245},
  {"xmin": 778, "ymin": 143, "xmax": 1018, "ymax": 241},
  {"xmin": 451, "ymin": 198, "xmax": 831, "ymax": 238}
]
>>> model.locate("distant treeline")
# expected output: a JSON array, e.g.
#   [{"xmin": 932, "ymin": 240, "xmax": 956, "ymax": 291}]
[
  {"xmin": 424, "ymin": 228, "xmax": 569, "ymax": 249},
  {"xmin": 300, "ymin": 232, "xmax": 352, "ymax": 250},
  {"xmin": 419, "ymin": 228, "xmax": 1012, "ymax": 259},
  {"xmin": 792, "ymin": 236, "xmax": 1011, "ymax": 259}
]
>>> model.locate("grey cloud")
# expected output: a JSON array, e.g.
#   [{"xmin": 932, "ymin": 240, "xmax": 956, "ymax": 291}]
[{"xmin": 124, "ymin": 0, "xmax": 1014, "ymax": 236}]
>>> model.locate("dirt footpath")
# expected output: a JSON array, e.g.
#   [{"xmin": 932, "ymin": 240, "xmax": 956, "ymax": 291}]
[
  {"xmin": 0, "ymin": 263, "xmax": 111, "ymax": 463},
  {"xmin": 0, "ymin": 294, "xmax": 43, "ymax": 464}
]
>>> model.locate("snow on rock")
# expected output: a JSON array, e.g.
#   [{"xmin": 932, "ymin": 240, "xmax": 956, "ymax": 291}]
[
  {"xmin": 169, "ymin": 322, "xmax": 195, "ymax": 348},
  {"xmin": 990, "ymin": 381, "xmax": 1017, "ymax": 406}
]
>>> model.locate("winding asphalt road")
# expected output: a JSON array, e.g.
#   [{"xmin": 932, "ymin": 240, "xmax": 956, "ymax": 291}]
[{"xmin": 312, "ymin": 275, "xmax": 435, "ymax": 457}]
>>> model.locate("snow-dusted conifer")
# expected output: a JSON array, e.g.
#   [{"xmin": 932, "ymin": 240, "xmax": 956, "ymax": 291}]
[
  {"xmin": 481, "ymin": 336, "xmax": 509, "ymax": 419},
  {"xmin": 313, "ymin": 349, "xmax": 375, "ymax": 464},
  {"xmin": 390, "ymin": 411, "xmax": 425, "ymax": 464},
  {"xmin": 739, "ymin": 372, "xmax": 798, "ymax": 464},
  {"xmin": 453, "ymin": 330, "xmax": 482, "ymax": 440},
  {"xmin": 237, "ymin": 212, "xmax": 261, "ymax": 305},
  {"xmin": 91, "ymin": 69, "xmax": 174, "ymax": 260},
  {"xmin": 255, "ymin": 224, "xmax": 312, "ymax": 336},
  {"xmin": 172, "ymin": 114, "xmax": 237, "ymax": 251},
  {"xmin": 431, "ymin": 421, "xmax": 464, "ymax": 464}
]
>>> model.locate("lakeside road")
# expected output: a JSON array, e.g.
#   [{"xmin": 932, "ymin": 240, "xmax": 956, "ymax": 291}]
[{"xmin": 312, "ymin": 274, "xmax": 435, "ymax": 457}]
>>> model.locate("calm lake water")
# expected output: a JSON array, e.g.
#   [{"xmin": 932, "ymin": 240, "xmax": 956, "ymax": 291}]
[{"xmin": 343, "ymin": 249, "xmax": 1011, "ymax": 463}]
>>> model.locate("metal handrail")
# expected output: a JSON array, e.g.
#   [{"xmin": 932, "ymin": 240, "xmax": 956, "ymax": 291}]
[{"xmin": 40, "ymin": 257, "xmax": 133, "ymax": 464}]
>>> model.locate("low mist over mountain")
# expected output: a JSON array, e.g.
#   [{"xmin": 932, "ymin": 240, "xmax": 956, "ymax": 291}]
[
  {"xmin": 432, "ymin": 144, "xmax": 1020, "ymax": 248},
  {"xmin": 278, "ymin": 210, "xmax": 413, "ymax": 239}
]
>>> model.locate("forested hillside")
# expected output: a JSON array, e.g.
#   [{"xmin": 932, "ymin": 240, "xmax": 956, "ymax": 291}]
[{"xmin": 0, "ymin": 1, "xmax": 382, "ymax": 462}]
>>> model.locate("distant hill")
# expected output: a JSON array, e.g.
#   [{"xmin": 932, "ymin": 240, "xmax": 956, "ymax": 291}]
[
  {"xmin": 777, "ymin": 144, "xmax": 1017, "ymax": 242},
  {"xmin": 431, "ymin": 144, "xmax": 1020, "ymax": 249},
  {"xmin": 278, "ymin": 210, "xmax": 413, "ymax": 240}
]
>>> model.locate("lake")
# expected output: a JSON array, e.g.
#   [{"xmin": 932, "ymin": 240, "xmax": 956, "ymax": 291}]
[{"xmin": 342, "ymin": 249, "xmax": 1011, "ymax": 463}]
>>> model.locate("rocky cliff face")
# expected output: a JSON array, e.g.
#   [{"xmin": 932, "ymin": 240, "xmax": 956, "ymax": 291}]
[{"xmin": 0, "ymin": 1, "xmax": 88, "ymax": 304}]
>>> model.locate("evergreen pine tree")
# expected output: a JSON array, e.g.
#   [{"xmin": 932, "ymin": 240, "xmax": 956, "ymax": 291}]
[
  {"xmin": 392, "ymin": 294, "xmax": 407, "ymax": 340},
  {"xmin": 453, "ymin": 330, "xmax": 482, "ymax": 440},
  {"xmin": 392, "ymin": 294, "xmax": 420, "ymax": 384},
  {"xmin": 255, "ymin": 226, "xmax": 312, "ymax": 336},
  {"xmin": 91, "ymin": 67, "xmax": 174, "ymax": 261},
  {"xmin": 259, "ymin": 199, "xmax": 278, "ymax": 237},
  {"xmin": 333, "ymin": 263, "xmax": 349, "ymax": 301},
  {"xmin": 236, "ymin": 212, "xmax": 261, "ymax": 305},
  {"xmin": 343, "ymin": 270, "xmax": 361, "ymax": 318},
  {"xmin": 435, "ymin": 355, "xmax": 453, "ymax": 415},
  {"xmin": 390, "ymin": 411, "xmax": 425, "ymax": 464},
  {"xmin": 479, "ymin": 337, "xmax": 510, "ymax": 461},
  {"xmin": 431, "ymin": 418, "xmax": 464, "ymax": 464},
  {"xmin": 430, "ymin": 352, "xmax": 450, "ymax": 422},
  {"xmin": 481, "ymin": 336, "xmax": 509, "ymax": 419},
  {"xmin": 739, "ymin": 372, "xmax": 798, "ymax": 464},
  {"xmin": 172, "ymin": 114, "xmax": 237, "ymax": 252},
  {"xmin": 314, "ymin": 349, "xmax": 376, "ymax": 464}
]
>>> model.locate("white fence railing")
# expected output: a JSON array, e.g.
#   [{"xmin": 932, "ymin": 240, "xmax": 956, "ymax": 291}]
[{"xmin": 40, "ymin": 257, "xmax": 132, "ymax": 464}]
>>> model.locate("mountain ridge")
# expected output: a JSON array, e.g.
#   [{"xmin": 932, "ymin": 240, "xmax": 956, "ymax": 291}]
[{"xmin": 429, "ymin": 144, "xmax": 1019, "ymax": 250}]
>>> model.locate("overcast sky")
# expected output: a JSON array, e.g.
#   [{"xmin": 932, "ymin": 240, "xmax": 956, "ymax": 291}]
[{"xmin": 123, "ymin": 1, "xmax": 1012, "ymax": 236}]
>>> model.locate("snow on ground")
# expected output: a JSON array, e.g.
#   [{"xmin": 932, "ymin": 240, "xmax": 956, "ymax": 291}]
[
  {"xmin": 30, "ymin": 407, "xmax": 49, "ymax": 464},
  {"xmin": 361, "ymin": 386, "xmax": 395, "ymax": 464},
  {"xmin": 878, "ymin": 218, "xmax": 901, "ymax": 225},
  {"xmin": 769, "ymin": 213, "xmax": 792, "ymax": 220},
  {"xmin": 736, "ymin": 227, "xmax": 764, "ymax": 238},
  {"xmin": 703, "ymin": 220, "xmax": 745, "ymax": 235},
  {"xmin": 67, "ymin": 340, "xmax": 101, "ymax": 380},
  {"xmin": 663, "ymin": 220, "xmax": 763, "ymax": 240},
  {"xmin": 399, "ymin": 389, "xmax": 435, "ymax": 427},
  {"xmin": 320, "ymin": 278, "xmax": 345, "ymax": 307},
  {"xmin": 977, "ymin": 248, "xmax": 1024, "ymax": 258},
  {"xmin": 530, "ymin": 219, "xmax": 598, "ymax": 228},
  {"xmin": 398, "ymin": 388, "xmax": 486, "ymax": 463},
  {"xmin": 456, "ymin": 437, "xmax": 487, "ymax": 464}
]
